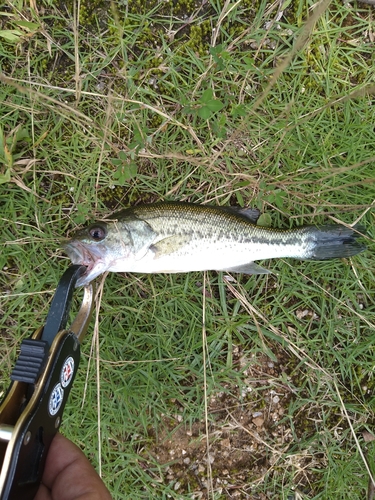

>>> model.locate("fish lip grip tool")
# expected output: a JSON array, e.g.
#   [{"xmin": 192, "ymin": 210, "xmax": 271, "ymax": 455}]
[{"xmin": 0, "ymin": 265, "xmax": 95, "ymax": 500}]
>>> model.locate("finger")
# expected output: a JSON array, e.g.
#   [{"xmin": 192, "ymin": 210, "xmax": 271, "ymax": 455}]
[
  {"xmin": 34, "ymin": 433, "xmax": 111, "ymax": 500},
  {"xmin": 34, "ymin": 483, "xmax": 51, "ymax": 500}
]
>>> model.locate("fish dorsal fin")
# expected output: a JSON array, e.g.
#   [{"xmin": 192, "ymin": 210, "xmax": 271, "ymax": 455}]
[
  {"xmin": 225, "ymin": 262, "xmax": 271, "ymax": 275},
  {"xmin": 218, "ymin": 206, "xmax": 260, "ymax": 224}
]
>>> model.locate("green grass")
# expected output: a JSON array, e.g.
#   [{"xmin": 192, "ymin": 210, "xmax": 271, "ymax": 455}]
[{"xmin": 0, "ymin": 0, "xmax": 374, "ymax": 498}]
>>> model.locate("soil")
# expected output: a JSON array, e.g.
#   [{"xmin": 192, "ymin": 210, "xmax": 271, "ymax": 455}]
[{"xmin": 143, "ymin": 346, "xmax": 318, "ymax": 499}]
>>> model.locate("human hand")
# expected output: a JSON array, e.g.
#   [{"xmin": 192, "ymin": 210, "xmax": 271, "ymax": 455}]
[{"xmin": 34, "ymin": 433, "xmax": 112, "ymax": 500}]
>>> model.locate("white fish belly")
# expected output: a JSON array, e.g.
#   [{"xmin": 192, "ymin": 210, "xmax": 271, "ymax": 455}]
[{"xmin": 108, "ymin": 238, "xmax": 305, "ymax": 273}]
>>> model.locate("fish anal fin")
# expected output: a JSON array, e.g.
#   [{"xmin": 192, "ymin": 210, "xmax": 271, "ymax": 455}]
[{"xmin": 225, "ymin": 262, "xmax": 271, "ymax": 275}]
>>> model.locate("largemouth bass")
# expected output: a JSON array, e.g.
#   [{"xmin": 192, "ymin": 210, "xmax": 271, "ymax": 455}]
[{"xmin": 64, "ymin": 202, "xmax": 366, "ymax": 287}]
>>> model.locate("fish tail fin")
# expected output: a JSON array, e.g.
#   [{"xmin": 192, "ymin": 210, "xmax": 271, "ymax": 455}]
[{"xmin": 307, "ymin": 224, "xmax": 366, "ymax": 260}]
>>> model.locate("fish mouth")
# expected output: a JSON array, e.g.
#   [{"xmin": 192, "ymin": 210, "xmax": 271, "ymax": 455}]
[{"xmin": 63, "ymin": 240, "xmax": 106, "ymax": 287}]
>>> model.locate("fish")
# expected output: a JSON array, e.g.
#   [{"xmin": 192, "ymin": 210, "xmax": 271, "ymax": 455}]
[{"xmin": 64, "ymin": 201, "xmax": 366, "ymax": 287}]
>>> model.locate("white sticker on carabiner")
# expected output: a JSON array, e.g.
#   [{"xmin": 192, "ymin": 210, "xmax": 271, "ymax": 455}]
[
  {"xmin": 61, "ymin": 356, "xmax": 75, "ymax": 388},
  {"xmin": 49, "ymin": 383, "xmax": 64, "ymax": 416}
]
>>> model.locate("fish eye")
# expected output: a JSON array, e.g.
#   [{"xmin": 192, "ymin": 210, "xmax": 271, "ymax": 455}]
[{"xmin": 89, "ymin": 225, "xmax": 106, "ymax": 241}]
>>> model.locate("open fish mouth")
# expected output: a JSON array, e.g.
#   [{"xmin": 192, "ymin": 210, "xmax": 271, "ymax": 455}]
[
  {"xmin": 64, "ymin": 241, "xmax": 94, "ymax": 268},
  {"xmin": 63, "ymin": 241, "xmax": 105, "ymax": 286}
]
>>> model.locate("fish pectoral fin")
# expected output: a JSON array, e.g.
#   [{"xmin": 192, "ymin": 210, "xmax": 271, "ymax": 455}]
[
  {"xmin": 150, "ymin": 235, "xmax": 190, "ymax": 258},
  {"xmin": 225, "ymin": 262, "xmax": 271, "ymax": 275}
]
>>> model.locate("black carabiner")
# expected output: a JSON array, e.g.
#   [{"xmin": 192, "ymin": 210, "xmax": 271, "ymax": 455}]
[
  {"xmin": 42, "ymin": 265, "xmax": 87, "ymax": 346},
  {"xmin": 0, "ymin": 265, "xmax": 95, "ymax": 500}
]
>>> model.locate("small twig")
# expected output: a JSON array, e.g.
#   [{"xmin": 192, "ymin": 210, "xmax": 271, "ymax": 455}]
[
  {"xmin": 202, "ymin": 271, "xmax": 215, "ymax": 499},
  {"xmin": 334, "ymin": 381, "xmax": 375, "ymax": 493},
  {"xmin": 73, "ymin": 0, "xmax": 82, "ymax": 105},
  {"xmin": 94, "ymin": 272, "xmax": 107, "ymax": 477}
]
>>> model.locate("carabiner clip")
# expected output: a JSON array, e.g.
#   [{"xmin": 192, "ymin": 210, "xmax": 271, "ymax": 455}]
[{"xmin": 0, "ymin": 265, "xmax": 95, "ymax": 500}]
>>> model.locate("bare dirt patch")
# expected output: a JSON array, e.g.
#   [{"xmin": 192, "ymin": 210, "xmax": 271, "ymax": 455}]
[{"xmin": 144, "ymin": 346, "xmax": 320, "ymax": 498}]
